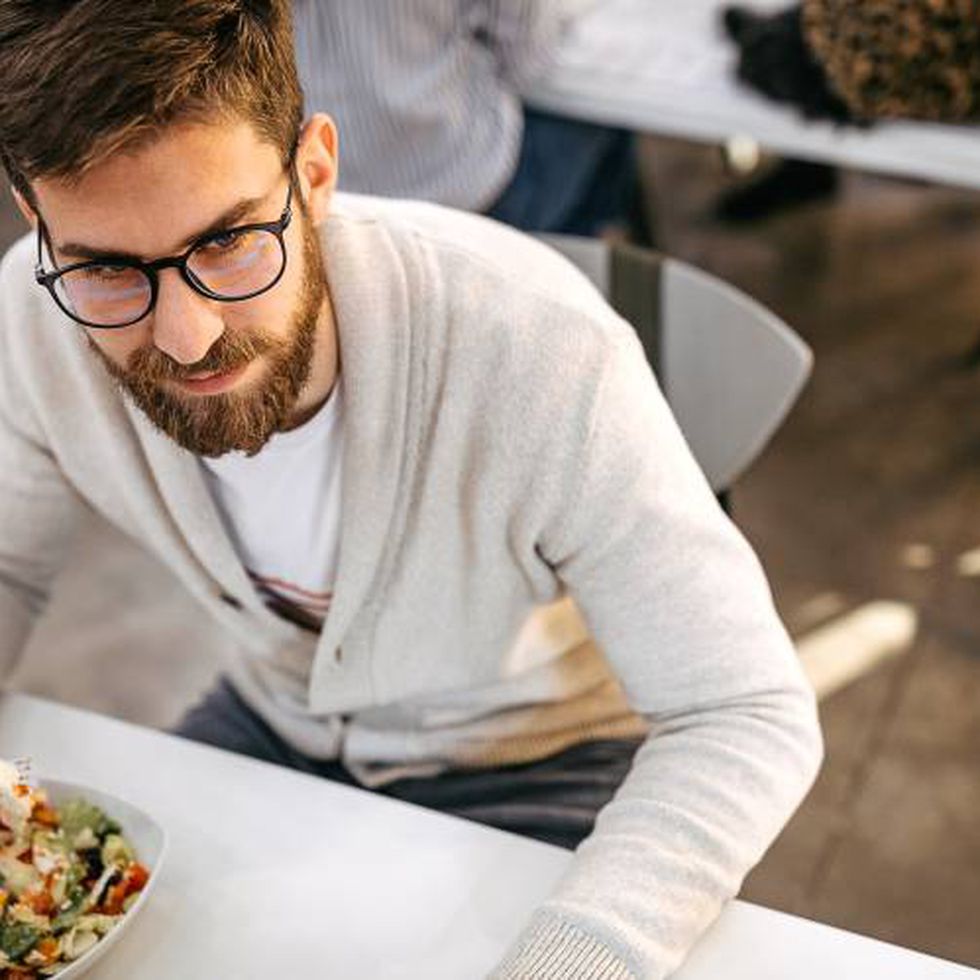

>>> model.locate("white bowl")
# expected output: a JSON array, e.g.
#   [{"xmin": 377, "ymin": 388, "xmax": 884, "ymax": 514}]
[{"xmin": 31, "ymin": 779, "xmax": 166, "ymax": 979}]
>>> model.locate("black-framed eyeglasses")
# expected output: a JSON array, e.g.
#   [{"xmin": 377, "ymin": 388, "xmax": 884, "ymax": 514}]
[{"xmin": 34, "ymin": 181, "xmax": 294, "ymax": 329}]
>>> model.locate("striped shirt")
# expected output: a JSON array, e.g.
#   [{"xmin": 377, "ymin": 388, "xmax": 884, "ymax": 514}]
[{"xmin": 292, "ymin": 0, "xmax": 591, "ymax": 210}]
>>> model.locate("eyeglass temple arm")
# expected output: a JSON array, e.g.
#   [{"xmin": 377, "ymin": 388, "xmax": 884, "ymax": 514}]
[{"xmin": 33, "ymin": 224, "xmax": 57, "ymax": 286}]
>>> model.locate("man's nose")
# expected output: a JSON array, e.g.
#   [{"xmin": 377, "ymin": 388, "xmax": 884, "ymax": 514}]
[{"xmin": 150, "ymin": 268, "xmax": 225, "ymax": 365}]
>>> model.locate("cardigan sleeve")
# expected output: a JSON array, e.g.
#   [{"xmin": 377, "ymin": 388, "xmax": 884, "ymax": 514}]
[
  {"xmin": 494, "ymin": 325, "xmax": 823, "ymax": 979},
  {"xmin": 0, "ymin": 250, "xmax": 85, "ymax": 682}
]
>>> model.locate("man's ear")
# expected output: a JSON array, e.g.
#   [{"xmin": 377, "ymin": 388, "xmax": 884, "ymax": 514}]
[
  {"xmin": 10, "ymin": 185, "xmax": 37, "ymax": 228},
  {"xmin": 296, "ymin": 113, "xmax": 339, "ymax": 226}
]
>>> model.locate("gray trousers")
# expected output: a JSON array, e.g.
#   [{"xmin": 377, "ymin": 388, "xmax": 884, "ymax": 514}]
[{"xmin": 174, "ymin": 678, "xmax": 642, "ymax": 850}]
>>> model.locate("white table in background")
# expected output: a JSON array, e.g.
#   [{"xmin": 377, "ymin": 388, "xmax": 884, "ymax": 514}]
[
  {"xmin": 0, "ymin": 691, "xmax": 977, "ymax": 979},
  {"xmin": 528, "ymin": 0, "xmax": 980, "ymax": 192}
]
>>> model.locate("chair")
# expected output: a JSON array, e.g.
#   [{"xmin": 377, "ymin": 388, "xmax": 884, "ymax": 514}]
[{"xmin": 539, "ymin": 235, "xmax": 813, "ymax": 492}]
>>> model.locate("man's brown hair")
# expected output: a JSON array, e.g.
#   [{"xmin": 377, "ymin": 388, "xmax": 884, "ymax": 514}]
[{"xmin": 0, "ymin": 0, "xmax": 304, "ymax": 207}]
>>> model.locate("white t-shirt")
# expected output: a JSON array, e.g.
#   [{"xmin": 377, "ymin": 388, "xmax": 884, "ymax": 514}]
[{"xmin": 201, "ymin": 380, "xmax": 344, "ymax": 631}]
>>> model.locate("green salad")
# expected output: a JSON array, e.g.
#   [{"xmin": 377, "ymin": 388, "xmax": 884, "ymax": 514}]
[{"xmin": 0, "ymin": 761, "xmax": 149, "ymax": 978}]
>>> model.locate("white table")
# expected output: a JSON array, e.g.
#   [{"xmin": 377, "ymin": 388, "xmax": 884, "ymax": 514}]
[
  {"xmin": 528, "ymin": 0, "xmax": 980, "ymax": 192},
  {"xmin": 1, "ymin": 691, "xmax": 976, "ymax": 979}
]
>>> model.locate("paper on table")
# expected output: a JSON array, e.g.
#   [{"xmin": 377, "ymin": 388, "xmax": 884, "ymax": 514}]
[{"xmin": 554, "ymin": 1, "xmax": 735, "ymax": 96}]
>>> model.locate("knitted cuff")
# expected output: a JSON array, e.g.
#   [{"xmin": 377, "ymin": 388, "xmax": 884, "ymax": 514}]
[{"xmin": 489, "ymin": 910, "xmax": 637, "ymax": 980}]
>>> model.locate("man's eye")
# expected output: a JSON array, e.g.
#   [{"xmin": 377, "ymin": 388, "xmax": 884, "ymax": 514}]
[
  {"xmin": 84, "ymin": 265, "xmax": 138, "ymax": 282},
  {"xmin": 201, "ymin": 230, "xmax": 246, "ymax": 253}
]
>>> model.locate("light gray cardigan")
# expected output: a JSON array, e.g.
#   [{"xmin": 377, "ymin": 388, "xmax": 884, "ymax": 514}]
[{"xmin": 0, "ymin": 195, "xmax": 822, "ymax": 979}]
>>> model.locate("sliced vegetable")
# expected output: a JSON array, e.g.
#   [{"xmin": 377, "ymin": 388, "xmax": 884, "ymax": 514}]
[
  {"xmin": 0, "ymin": 921, "xmax": 40, "ymax": 961},
  {"xmin": 99, "ymin": 835, "xmax": 134, "ymax": 870},
  {"xmin": 57, "ymin": 801, "xmax": 119, "ymax": 847}
]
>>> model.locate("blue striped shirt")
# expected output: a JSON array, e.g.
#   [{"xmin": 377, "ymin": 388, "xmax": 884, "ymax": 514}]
[{"xmin": 292, "ymin": 1, "xmax": 589, "ymax": 210}]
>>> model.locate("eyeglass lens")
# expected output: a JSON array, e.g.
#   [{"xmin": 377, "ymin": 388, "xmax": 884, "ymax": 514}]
[{"xmin": 53, "ymin": 228, "xmax": 285, "ymax": 327}]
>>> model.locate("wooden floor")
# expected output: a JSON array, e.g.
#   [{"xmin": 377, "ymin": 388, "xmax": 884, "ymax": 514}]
[{"xmin": 2, "ymin": 137, "xmax": 979, "ymax": 970}]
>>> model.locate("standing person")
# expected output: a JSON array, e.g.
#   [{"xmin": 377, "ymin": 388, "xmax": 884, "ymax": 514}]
[
  {"xmin": 0, "ymin": 2, "xmax": 821, "ymax": 977},
  {"xmin": 292, "ymin": 0, "xmax": 642, "ymax": 236}
]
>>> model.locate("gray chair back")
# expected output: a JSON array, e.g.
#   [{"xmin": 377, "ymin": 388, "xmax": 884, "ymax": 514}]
[{"xmin": 540, "ymin": 235, "xmax": 812, "ymax": 491}]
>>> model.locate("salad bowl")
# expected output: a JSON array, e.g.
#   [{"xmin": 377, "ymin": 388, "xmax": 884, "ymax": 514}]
[{"xmin": 7, "ymin": 779, "xmax": 166, "ymax": 979}]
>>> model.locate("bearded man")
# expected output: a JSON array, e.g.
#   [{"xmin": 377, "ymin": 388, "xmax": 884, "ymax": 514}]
[{"xmin": 0, "ymin": 2, "xmax": 822, "ymax": 977}]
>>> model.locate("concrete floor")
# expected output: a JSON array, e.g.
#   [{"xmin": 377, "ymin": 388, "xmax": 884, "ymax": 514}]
[{"xmin": 2, "ymin": 137, "xmax": 979, "ymax": 970}]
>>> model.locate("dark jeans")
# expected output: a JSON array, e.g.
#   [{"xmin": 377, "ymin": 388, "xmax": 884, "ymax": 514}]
[
  {"xmin": 486, "ymin": 107, "xmax": 638, "ymax": 237},
  {"xmin": 174, "ymin": 678, "xmax": 643, "ymax": 850}
]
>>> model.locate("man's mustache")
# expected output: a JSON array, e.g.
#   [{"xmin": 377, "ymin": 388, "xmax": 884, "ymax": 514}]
[{"xmin": 126, "ymin": 329, "xmax": 276, "ymax": 384}]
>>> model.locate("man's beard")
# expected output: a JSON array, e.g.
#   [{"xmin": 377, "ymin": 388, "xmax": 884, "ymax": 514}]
[{"xmin": 92, "ymin": 215, "xmax": 327, "ymax": 458}]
